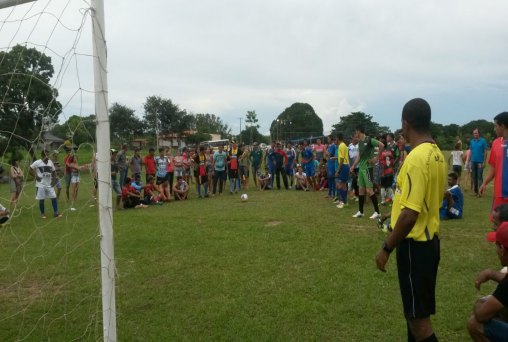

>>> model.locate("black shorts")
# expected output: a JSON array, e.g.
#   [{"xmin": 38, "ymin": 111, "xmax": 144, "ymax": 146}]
[
  {"xmin": 156, "ymin": 174, "xmax": 168, "ymax": 185},
  {"xmin": 452, "ymin": 165, "xmax": 462, "ymax": 177},
  {"xmin": 381, "ymin": 175, "xmax": 393, "ymax": 188},
  {"xmin": 396, "ymin": 236, "xmax": 440, "ymax": 319}
]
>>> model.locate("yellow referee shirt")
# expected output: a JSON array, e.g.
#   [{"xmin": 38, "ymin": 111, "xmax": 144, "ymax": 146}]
[
  {"xmin": 391, "ymin": 142, "xmax": 446, "ymax": 241},
  {"xmin": 338, "ymin": 142, "xmax": 349, "ymax": 165}
]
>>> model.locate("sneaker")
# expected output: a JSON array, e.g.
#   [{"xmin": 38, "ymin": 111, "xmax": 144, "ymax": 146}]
[
  {"xmin": 54, "ymin": 214, "xmax": 63, "ymax": 218},
  {"xmin": 41, "ymin": 214, "xmax": 47, "ymax": 219},
  {"xmin": 336, "ymin": 202, "xmax": 344, "ymax": 209},
  {"xmin": 354, "ymin": 196, "xmax": 359, "ymax": 202},
  {"xmin": 70, "ymin": 207, "xmax": 77, "ymax": 211},
  {"xmin": 369, "ymin": 212, "xmax": 381, "ymax": 219},
  {"xmin": 352, "ymin": 211, "xmax": 364, "ymax": 218},
  {"xmin": 377, "ymin": 217, "xmax": 384, "ymax": 229}
]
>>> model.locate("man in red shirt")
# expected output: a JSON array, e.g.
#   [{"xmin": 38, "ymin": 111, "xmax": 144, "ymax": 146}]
[
  {"xmin": 480, "ymin": 112, "xmax": 508, "ymax": 212},
  {"xmin": 144, "ymin": 148, "xmax": 156, "ymax": 183}
]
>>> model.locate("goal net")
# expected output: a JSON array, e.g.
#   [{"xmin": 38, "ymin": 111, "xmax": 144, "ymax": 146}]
[{"xmin": 0, "ymin": 1, "xmax": 115, "ymax": 340}]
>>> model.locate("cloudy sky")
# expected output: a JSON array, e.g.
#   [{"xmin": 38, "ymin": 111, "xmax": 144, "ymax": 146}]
[{"xmin": 1, "ymin": 0, "xmax": 507, "ymax": 136}]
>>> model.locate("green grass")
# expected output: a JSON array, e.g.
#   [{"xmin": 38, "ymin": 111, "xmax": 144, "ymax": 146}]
[{"xmin": 0, "ymin": 168, "xmax": 500, "ymax": 341}]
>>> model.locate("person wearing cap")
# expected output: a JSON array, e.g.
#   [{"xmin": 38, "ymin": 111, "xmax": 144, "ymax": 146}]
[
  {"xmin": 375, "ymin": 98, "xmax": 445, "ymax": 341},
  {"xmin": 467, "ymin": 222, "xmax": 508, "ymax": 341}
]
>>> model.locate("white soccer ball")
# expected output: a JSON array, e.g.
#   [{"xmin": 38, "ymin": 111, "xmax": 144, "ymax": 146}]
[{"xmin": 240, "ymin": 193, "xmax": 248, "ymax": 202}]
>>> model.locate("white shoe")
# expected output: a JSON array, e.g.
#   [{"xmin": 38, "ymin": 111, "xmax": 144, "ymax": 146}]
[
  {"xmin": 336, "ymin": 202, "xmax": 344, "ymax": 209},
  {"xmin": 352, "ymin": 211, "xmax": 364, "ymax": 218},
  {"xmin": 369, "ymin": 212, "xmax": 380, "ymax": 219},
  {"xmin": 70, "ymin": 207, "xmax": 77, "ymax": 211}
]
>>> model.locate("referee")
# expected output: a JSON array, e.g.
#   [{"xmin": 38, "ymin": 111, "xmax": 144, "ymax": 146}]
[{"xmin": 375, "ymin": 98, "xmax": 446, "ymax": 341}]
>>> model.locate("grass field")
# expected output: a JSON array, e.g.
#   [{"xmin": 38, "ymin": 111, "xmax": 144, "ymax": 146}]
[{"xmin": 0, "ymin": 165, "xmax": 501, "ymax": 341}]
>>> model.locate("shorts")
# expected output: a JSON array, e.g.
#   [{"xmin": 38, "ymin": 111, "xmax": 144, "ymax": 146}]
[
  {"xmin": 452, "ymin": 165, "xmax": 462, "ymax": 177},
  {"xmin": 112, "ymin": 180, "xmax": 121, "ymax": 195},
  {"xmin": 71, "ymin": 175, "xmax": 80, "ymax": 184},
  {"xmin": 304, "ymin": 163, "xmax": 316, "ymax": 177},
  {"xmin": 55, "ymin": 178, "xmax": 62, "ymax": 189},
  {"xmin": 357, "ymin": 167, "xmax": 374, "ymax": 188},
  {"xmin": 285, "ymin": 165, "xmax": 294, "ymax": 176},
  {"xmin": 156, "ymin": 174, "xmax": 169, "ymax": 185},
  {"xmin": 10, "ymin": 178, "xmax": 22, "ymax": 193},
  {"xmin": 396, "ymin": 236, "xmax": 440, "ymax": 319},
  {"xmin": 336, "ymin": 165, "xmax": 350, "ymax": 183},
  {"xmin": 36, "ymin": 186, "xmax": 57, "ymax": 200},
  {"xmin": 174, "ymin": 168, "xmax": 184, "ymax": 177},
  {"xmin": 228, "ymin": 168, "xmax": 239, "ymax": 179},
  {"xmin": 483, "ymin": 319, "xmax": 508, "ymax": 341},
  {"xmin": 381, "ymin": 175, "xmax": 393, "ymax": 188}
]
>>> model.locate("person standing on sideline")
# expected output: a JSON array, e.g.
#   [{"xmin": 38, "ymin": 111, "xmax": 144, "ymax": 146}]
[
  {"xmin": 348, "ymin": 136, "xmax": 359, "ymax": 201},
  {"xmin": 212, "ymin": 144, "xmax": 228, "ymax": 196},
  {"xmin": 448, "ymin": 142, "xmax": 464, "ymax": 185},
  {"xmin": 130, "ymin": 147, "xmax": 143, "ymax": 180},
  {"xmin": 375, "ymin": 98, "xmax": 445, "ymax": 342},
  {"xmin": 335, "ymin": 133, "xmax": 350, "ymax": 208},
  {"xmin": 155, "ymin": 148, "xmax": 171, "ymax": 202},
  {"xmin": 9, "ymin": 158, "xmax": 24, "ymax": 210},
  {"xmin": 273, "ymin": 142, "xmax": 289, "ymax": 190},
  {"xmin": 63, "ymin": 148, "xmax": 72, "ymax": 201},
  {"xmin": 479, "ymin": 112, "xmax": 508, "ymax": 211},
  {"xmin": 325, "ymin": 135, "xmax": 337, "ymax": 200},
  {"xmin": 350, "ymin": 125, "xmax": 384, "ymax": 219},
  {"xmin": 144, "ymin": 147, "xmax": 156, "ymax": 184},
  {"xmin": 250, "ymin": 142, "xmax": 263, "ymax": 189},
  {"xmin": 116, "ymin": 143, "xmax": 129, "ymax": 189},
  {"xmin": 30, "ymin": 150, "xmax": 63, "ymax": 218},
  {"xmin": 470, "ymin": 128, "xmax": 488, "ymax": 196}
]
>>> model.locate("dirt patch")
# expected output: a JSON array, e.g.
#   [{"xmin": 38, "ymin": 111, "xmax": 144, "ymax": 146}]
[{"xmin": 265, "ymin": 221, "xmax": 283, "ymax": 227}]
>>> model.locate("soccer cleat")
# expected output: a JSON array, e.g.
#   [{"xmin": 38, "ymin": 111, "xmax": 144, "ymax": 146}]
[
  {"xmin": 352, "ymin": 211, "xmax": 364, "ymax": 218},
  {"xmin": 369, "ymin": 212, "xmax": 381, "ymax": 219},
  {"xmin": 336, "ymin": 202, "xmax": 345, "ymax": 209}
]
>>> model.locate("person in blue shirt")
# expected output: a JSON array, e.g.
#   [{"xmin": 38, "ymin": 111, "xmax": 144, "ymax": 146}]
[
  {"xmin": 440, "ymin": 172, "xmax": 464, "ymax": 220},
  {"xmin": 470, "ymin": 128, "xmax": 488, "ymax": 196},
  {"xmin": 326, "ymin": 135, "xmax": 337, "ymax": 199}
]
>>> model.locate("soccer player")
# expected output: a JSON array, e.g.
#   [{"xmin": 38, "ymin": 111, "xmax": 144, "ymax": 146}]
[
  {"xmin": 375, "ymin": 98, "xmax": 445, "ymax": 342},
  {"xmin": 301, "ymin": 139, "xmax": 316, "ymax": 191},
  {"xmin": 326, "ymin": 135, "xmax": 337, "ymax": 199},
  {"xmin": 467, "ymin": 221, "xmax": 508, "ymax": 341},
  {"xmin": 335, "ymin": 133, "xmax": 350, "ymax": 209},
  {"xmin": 30, "ymin": 150, "xmax": 63, "ymax": 218},
  {"xmin": 439, "ymin": 172, "xmax": 464, "ymax": 220},
  {"xmin": 350, "ymin": 125, "xmax": 384, "ymax": 219},
  {"xmin": 250, "ymin": 142, "xmax": 263, "ymax": 188}
]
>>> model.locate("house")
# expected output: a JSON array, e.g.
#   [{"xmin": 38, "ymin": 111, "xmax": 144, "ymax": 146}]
[
  {"xmin": 131, "ymin": 138, "xmax": 147, "ymax": 149},
  {"xmin": 41, "ymin": 132, "xmax": 65, "ymax": 151},
  {"xmin": 157, "ymin": 130, "xmax": 197, "ymax": 149}
]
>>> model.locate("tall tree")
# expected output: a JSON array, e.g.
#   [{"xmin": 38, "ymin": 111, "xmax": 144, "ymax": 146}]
[
  {"xmin": 0, "ymin": 44, "xmax": 62, "ymax": 156},
  {"xmin": 143, "ymin": 96, "xmax": 186, "ymax": 136},
  {"xmin": 245, "ymin": 110, "xmax": 259, "ymax": 144},
  {"xmin": 331, "ymin": 112, "xmax": 390, "ymax": 138},
  {"xmin": 52, "ymin": 114, "xmax": 96, "ymax": 146},
  {"xmin": 270, "ymin": 103, "xmax": 323, "ymax": 141},
  {"xmin": 194, "ymin": 113, "xmax": 232, "ymax": 138},
  {"xmin": 109, "ymin": 103, "xmax": 144, "ymax": 144},
  {"xmin": 239, "ymin": 126, "xmax": 268, "ymax": 145}
]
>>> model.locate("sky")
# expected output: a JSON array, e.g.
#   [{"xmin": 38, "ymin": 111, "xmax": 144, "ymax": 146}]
[{"xmin": 1, "ymin": 0, "xmax": 507, "ymax": 136}]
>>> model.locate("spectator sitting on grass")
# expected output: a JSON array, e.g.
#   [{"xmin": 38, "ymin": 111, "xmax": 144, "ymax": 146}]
[
  {"xmin": 121, "ymin": 177, "xmax": 147, "ymax": 209},
  {"xmin": 0, "ymin": 203, "xmax": 9, "ymax": 224},
  {"xmin": 439, "ymin": 172, "xmax": 464, "ymax": 220},
  {"xmin": 143, "ymin": 175, "xmax": 162, "ymax": 205},
  {"xmin": 294, "ymin": 165, "xmax": 308, "ymax": 191},
  {"xmin": 467, "ymin": 221, "xmax": 508, "ymax": 341},
  {"xmin": 257, "ymin": 169, "xmax": 271, "ymax": 191},
  {"xmin": 173, "ymin": 176, "xmax": 189, "ymax": 200}
]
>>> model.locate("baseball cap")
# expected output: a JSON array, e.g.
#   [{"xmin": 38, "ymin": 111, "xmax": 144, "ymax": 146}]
[{"xmin": 487, "ymin": 222, "xmax": 508, "ymax": 248}]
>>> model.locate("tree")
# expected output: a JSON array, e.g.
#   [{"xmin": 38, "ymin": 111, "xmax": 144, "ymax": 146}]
[
  {"xmin": 270, "ymin": 103, "xmax": 323, "ymax": 141},
  {"xmin": 330, "ymin": 112, "xmax": 390, "ymax": 138},
  {"xmin": 109, "ymin": 103, "xmax": 145, "ymax": 144},
  {"xmin": 239, "ymin": 126, "xmax": 268, "ymax": 145},
  {"xmin": 245, "ymin": 110, "xmax": 260, "ymax": 144},
  {"xmin": 0, "ymin": 44, "xmax": 62, "ymax": 157},
  {"xmin": 194, "ymin": 113, "xmax": 232, "ymax": 138},
  {"xmin": 52, "ymin": 114, "xmax": 96, "ymax": 146},
  {"xmin": 143, "ymin": 96, "xmax": 186, "ymax": 136}
]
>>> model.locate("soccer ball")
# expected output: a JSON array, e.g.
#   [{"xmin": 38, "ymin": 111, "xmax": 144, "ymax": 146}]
[{"xmin": 240, "ymin": 194, "xmax": 248, "ymax": 202}]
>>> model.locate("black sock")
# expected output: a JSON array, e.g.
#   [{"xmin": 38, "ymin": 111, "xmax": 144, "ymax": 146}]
[
  {"xmin": 407, "ymin": 323, "xmax": 416, "ymax": 342},
  {"xmin": 370, "ymin": 194, "xmax": 379, "ymax": 213},
  {"xmin": 421, "ymin": 333, "xmax": 438, "ymax": 342},
  {"xmin": 359, "ymin": 195, "xmax": 365, "ymax": 213}
]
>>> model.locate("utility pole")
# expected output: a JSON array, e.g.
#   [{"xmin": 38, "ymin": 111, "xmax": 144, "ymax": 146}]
[{"xmin": 238, "ymin": 117, "xmax": 242, "ymax": 143}]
